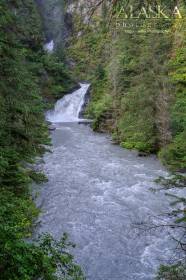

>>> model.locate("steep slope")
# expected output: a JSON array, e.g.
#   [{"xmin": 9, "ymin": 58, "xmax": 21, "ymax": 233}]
[
  {"xmin": 35, "ymin": 0, "xmax": 65, "ymax": 49},
  {"xmin": 67, "ymin": 0, "xmax": 186, "ymax": 171},
  {"xmin": 0, "ymin": 1, "xmax": 83, "ymax": 279}
]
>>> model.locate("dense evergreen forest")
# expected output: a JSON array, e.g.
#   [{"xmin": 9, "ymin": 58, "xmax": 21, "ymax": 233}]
[
  {"xmin": 0, "ymin": 0, "xmax": 84, "ymax": 279},
  {"xmin": 0, "ymin": 0, "xmax": 185, "ymax": 279}
]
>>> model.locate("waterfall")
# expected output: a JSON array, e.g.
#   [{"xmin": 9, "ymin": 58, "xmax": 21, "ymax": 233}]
[
  {"xmin": 46, "ymin": 83, "xmax": 90, "ymax": 123},
  {"xmin": 44, "ymin": 40, "xmax": 54, "ymax": 53}
]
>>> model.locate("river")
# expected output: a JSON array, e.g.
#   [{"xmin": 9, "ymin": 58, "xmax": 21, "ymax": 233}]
[{"xmin": 36, "ymin": 84, "xmax": 179, "ymax": 280}]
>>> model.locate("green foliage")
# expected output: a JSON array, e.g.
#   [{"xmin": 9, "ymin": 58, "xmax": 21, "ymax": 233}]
[
  {"xmin": 0, "ymin": 1, "xmax": 84, "ymax": 279},
  {"xmin": 156, "ymin": 263, "xmax": 186, "ymax": 280},
  {"xmin": 154, "ymin": 174, "xmax": 186, "ymax": 279},
  {"xmin": 0, "ymin": 0, "xmax": 50, "ymax": 193},
  {"xmin": 159, "ymin": 131, "xmax": 186, "ymax": 170},
  {"xmin": 159, "ymin": 20, "xmax": 186, "ymax": 170},
  {"xmin": 155, "ymin": 174, "xmax": 186, "ymax": 189},
  {"xmin": 0, "ymin": 189, "xmax": 39, "ymax": 240},
  {"xmin": 86, "ymin": 80, "xmax": 112, "ymax": 131},
  {"xmin": 41, "ymin": 54, "xmax": 75, "ymax": 103},
  {"xmin": 68, "ymin": 0, "xmax": 186, "ymax": 170},
  {"xmin": 0, "ymin": 190, "xmax": 85, "ymax": 280},
  {"xmin": 0, "ymin": 158, "xmax": 84, "ymax": 278}
]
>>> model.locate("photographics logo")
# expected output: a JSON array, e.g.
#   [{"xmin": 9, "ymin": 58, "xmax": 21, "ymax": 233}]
[{"xmin": 115, "ymin": 4, "xmax": 184, "ymax": 33}]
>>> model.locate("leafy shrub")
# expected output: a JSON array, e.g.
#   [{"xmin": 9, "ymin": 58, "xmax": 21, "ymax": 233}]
[{"xmin": 156, "ymin": 263, "xmax": 186, "ymax": 280}]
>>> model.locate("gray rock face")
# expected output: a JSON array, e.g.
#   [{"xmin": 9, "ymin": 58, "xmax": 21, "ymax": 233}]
[
  {"xmin": 35, "ymin": 0, "xmax": 99, "ymax": 50},
  {"xmin": 35, "ymin": 0, "xmax": 66, "ymax": 49}
]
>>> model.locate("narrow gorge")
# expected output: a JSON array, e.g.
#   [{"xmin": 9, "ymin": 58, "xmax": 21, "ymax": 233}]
[{"xmin": 0, "ymin": 1, "xmax": 185, "ymax": 280}]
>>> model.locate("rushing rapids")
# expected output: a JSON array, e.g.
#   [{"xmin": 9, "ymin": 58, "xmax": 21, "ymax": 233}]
[{"xmin": 36, "ymin": 85, "xmax": 182, "ymax": 280}]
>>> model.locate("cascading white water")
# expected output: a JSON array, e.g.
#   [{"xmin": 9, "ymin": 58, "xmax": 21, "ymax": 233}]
[
  {"xmin": 44, "ymin": 40, "xmax": 54, "ymax": 53},
  {"xmin": 46, "ymin": 83, "xmax": 90, "ymax": 123}
]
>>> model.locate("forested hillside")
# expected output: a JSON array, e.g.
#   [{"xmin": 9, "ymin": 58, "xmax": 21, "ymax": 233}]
[
  {"xmin": 68, "ymin": 0, "xmax": 186, "ymax": 172},
  {"xmin": 0, "ymin": 1, "xmax": 83, "ymax": 279}
]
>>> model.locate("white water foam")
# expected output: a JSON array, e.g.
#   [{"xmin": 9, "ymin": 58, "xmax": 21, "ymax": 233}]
[
  {"xmin": 46, "ymin": 83, "xmax": 90, "ymax": 123},
  {"xmin": 44, "ymin": 40, "xmax": 54, "ymax": 53}
]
